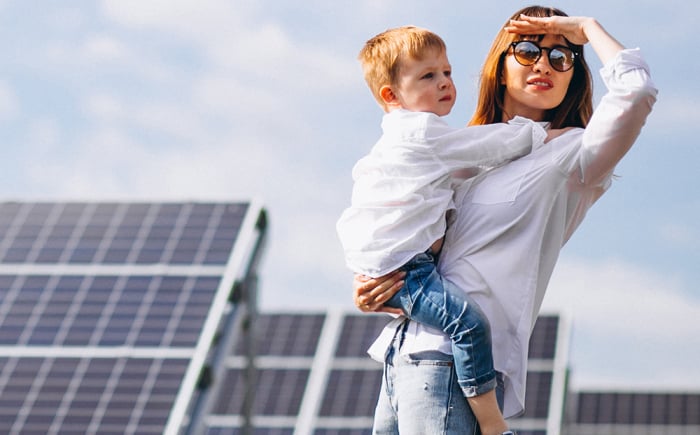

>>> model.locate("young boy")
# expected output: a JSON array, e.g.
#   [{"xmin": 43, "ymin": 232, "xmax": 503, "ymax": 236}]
[{"xmin": 336, "ymin": 26, "xmax": 544, "ymax": 435}]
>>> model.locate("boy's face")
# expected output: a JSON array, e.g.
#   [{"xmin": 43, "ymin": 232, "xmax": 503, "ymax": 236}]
[{"xmin": 392, "ymin": 48, "xmax": 456, "ymax": 116}]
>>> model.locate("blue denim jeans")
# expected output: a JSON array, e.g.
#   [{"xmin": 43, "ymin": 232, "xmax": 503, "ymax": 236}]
[
  {"xmin": 372, "ymin": 321, "xmax": 505, "ymax": 435},
  {"xmin": 384, "ymin": 251, "xmax": 496, "ymax": 397}
]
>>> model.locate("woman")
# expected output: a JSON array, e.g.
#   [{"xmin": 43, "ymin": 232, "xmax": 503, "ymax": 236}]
[{"xmin": 353, "ymin": 6, "xmax": 657, "ymax": 434}]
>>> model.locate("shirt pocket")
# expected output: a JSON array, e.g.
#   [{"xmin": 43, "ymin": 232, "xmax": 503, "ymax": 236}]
[{"xmin": 470, "ymin": 159, "xmax": 534, "ymax": 205}]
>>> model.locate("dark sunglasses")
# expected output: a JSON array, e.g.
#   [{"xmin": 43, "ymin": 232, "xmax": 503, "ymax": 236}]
[{"xmin": 509, "ymin": 40, "xmax": 577, "ymax": 72}]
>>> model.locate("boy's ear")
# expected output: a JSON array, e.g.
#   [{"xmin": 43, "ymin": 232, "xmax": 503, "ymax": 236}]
[{"xmin": 379, "ymin": 85, "xmax": 399, "ymax": 106}]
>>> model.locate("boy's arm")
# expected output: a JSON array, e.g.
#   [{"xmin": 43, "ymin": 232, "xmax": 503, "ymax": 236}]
[{"xmin": 435, "ymin": 120, "xmax": 546, "ymax": 171}]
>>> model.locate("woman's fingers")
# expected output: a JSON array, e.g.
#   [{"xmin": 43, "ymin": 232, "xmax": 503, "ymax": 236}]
[
  {"xmin": 353, "ymin": 274, "xmax": 380, "ymax": 311},
  {"xmin": 504, "ymin": 15, "xmax": 590, "ymax": 45},
  {"xmin": 353, "ymin": 271, "xmax": 405, "ymax": 312},
  {"xmin": 368, "ymin": 273, "xmax": 404, "ymax": 304}
]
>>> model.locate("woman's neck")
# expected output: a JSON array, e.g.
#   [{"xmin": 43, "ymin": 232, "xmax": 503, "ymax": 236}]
[{"xmin": 502, "ymin": 108, "xmax": 547, "ymax": 123}]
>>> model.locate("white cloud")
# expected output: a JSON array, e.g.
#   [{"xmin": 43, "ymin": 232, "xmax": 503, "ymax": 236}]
[
  {"xmin": 544, "ymin": 256, "xmax": 700, "ymax": 389},
  {"xmin": 644, "ymin": 93, "xmax": 700, "ymax": 132},
  {"xmin": 193, "ymin": 74, "xmax": 279, "ymax": 118},
  {"xmin": 659, "ymin": 221, "xmax": 698, "ymax": 249},
  {"xmin": 25, "ymin": 118, "xmax": 62, "ymax": 154},
  {"xmin": 102, "ymin": 0, "xmax": 356, "ymax": 91},
  {"xmin": 81, "ymin": 93, "xmax": 206, "ymax": 145},
  {"xmin": 82, "ymin": 34, "xmax": 129, "ymax": 62},
  {"xmin": 42, "ymin": 34, "xmax": 176, "ymax": 86},
  {"xmin": 132, "ymin": 103, "xmax": 208, "ymax": 144},
  {"xmin": 83, "ymin": 93, "xmax": 125, "ymax": 121},
  {"xmin": 100, "ymin": 0, "xmax": 255, "ymax": 41},
  {"xmin": 544, "ymin": 256, "xmax": 695, "ymax": 337},
  {"xmin": 0, "ymin": 81, "xmax": 19, "ymax": 121},
  {"xmin": 26, "ymin": 127, "xmax": 148, "ymax": 197},
  {"xmin": 100, "ymin": 0, "xmax": 212, "ymax": 31}
]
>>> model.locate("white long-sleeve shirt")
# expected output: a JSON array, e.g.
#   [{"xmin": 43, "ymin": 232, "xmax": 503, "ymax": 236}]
[
  {"xmin": 337, "ymin": 109, "xmax": 544, "ymax": 277},
  {"xmin": 368, "ymin": 48, "xmax": 658, "ymax": 418}
]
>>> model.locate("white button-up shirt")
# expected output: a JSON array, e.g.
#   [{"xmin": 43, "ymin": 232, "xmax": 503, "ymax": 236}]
[
  {"xmin": 368, "ymin": 48, "xmax": 658, "ymax": 418},
  {"xmin": 337, "ymin": 109, "xmax": 544, "ymax": 277}
]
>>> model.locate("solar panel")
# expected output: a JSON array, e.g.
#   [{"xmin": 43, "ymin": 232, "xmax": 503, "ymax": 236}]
[
  {"xmin": 0, "ymin": 201, "xmax": 267, "ymax": 435},
  {"xmin": 0, "ymin": 202, "xmax": 247, "ymax": 266},
  {"xmin": 0, "ymin": 356, "xmax": 190, "ymax": 434},
  {"xmin": 319, "ymin": 369, "xmax": 383, "ymax": 417},
  {"xmin": 233, "ymin": 313, "xmax": 326, "ymax": 357},
  {"xmin": 527, "ymin": 315, "xmax": 559, "ymax": 360},
  {"xmin": 570, "ymin": 391, "xmax": 700, "ymax": 430},
  {"xmin": 334, "ymin": 313, "xmax": 396, "ymax": 358},
  {"xmin": 206, "ymin": 312, "xmax": 568, "ymax": 435},
  {"xmin": 0, "ymin": 274, "xmax": 219, "ymax": 347},
  {"xmin": 224, "ymin": 367, "xmax": 310, "ymax": 416}
]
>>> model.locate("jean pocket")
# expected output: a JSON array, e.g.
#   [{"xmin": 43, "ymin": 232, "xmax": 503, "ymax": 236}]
[{"xmin": 404, "ymin": 351, "xmax": 453, "ymax": 366}]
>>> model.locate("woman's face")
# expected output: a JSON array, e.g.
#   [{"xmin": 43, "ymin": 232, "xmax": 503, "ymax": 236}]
[{"xmin": 501, "ymin": 34, "xmax": 574, "ymax": 122}]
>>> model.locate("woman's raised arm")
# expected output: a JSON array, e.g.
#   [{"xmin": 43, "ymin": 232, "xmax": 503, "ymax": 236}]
[{"xmin": 506, "ymin": 14, "xmax": 657, "ymax": 186}]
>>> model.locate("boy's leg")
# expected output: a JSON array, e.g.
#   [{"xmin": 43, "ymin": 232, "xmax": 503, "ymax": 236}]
[
  {"xmin": 440, "ymin": 280, "xmax": 509, "ymax": 434},
  {"xmin": 391, "ymin": 253, "xmax": 496, "ymax": 391},
  {"xmin": 392, "ymin": 253, "xmax": 510, "ymax": 434}
]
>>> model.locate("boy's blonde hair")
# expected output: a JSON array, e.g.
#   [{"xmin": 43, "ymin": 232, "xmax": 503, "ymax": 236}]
[{"xmin": 359, "ymin": 26, "xmax": 447, "ymax": 111}]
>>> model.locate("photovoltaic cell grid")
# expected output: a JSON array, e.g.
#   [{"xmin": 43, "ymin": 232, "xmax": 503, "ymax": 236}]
[
  {"xmin": 520, "ymin": 371, "xmax": 553, "ymax": 419},
  {"xmin": 233, "ymin": 313, "xmax": 327, "ymax": 357},
  {"xmin": 212, "ymin": 313, "xmax": 327, "ymax": 429},
  {"xmin": 206, "ymin": 429, "xmax": 294, "ymax": 435},
  {"xmin": 574, "ymin": 391, "xmax": 700, "ymax": 425},
  {"xmin": 313, "ymin": 431, "xmax": 372, "ymax": 435},
  {"xmin": 0, "ymin": 201, "xmax": 263, "ymax": 435},
  {"xmin": 0, "ymin": 275, "xmax": 220, "ymax": 347},
  {"xmin": 0, "ymin": 356, "xmax": 189, "ymax": 435},
  {"xmin": 206, "ymin": 312, "xmax": 564, "ymax": 435},
  {"xmin": 0, "ymin": 202, "xmax": 248, "ymax": 265},
  {"xmin": 319, "ymin": 369, "xmax": 383, "ymax": 417},
  {"xmin": 527, "ymin": 315, "xmax": 558, "ymax": 360},
  {"xmin": 214, "ymin": 368, "xmax": 311, "ymax": 416},
  {"xmin": 334, "ymin": 313, "xmax": 396, "ymax": 358}
]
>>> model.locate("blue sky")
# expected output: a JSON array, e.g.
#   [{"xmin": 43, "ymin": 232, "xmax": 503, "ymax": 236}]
[{"xmin": 1, "ymin": 0, "xmax": 698, "ymax": 392}]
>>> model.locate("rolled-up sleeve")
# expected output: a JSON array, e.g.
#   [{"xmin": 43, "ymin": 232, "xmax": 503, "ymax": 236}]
[{"xmin": 578, "ymin": 48, "xmax": 658, "ymax": 187}]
